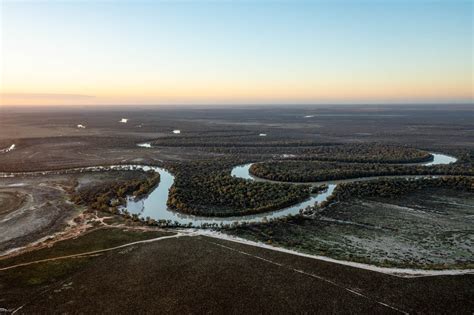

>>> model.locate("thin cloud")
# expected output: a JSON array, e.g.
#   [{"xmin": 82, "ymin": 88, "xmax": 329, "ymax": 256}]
[{"xmin": 1, "ymin": 93, "xmax": 95, "ymax": 99}]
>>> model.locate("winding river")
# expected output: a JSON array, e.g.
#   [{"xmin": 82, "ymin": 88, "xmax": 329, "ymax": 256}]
[
  {"xmin": 0, "ymin": 151, "xmax": 457, "ymax": 227},
  {"xmin": 121, "ymin": 152, "xmax": 457, "ymax": 226}
]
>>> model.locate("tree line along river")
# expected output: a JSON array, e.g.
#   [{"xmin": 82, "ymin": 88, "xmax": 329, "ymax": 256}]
[{"xmin": 1, "ymin": 150, "xmax": 456, "ymax": 227}]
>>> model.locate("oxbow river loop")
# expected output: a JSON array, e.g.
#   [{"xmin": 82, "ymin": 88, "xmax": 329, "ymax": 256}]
[
  {"xmin": 117, "ymin": 152, "xmax": 459, "ymax": 226},
  {"xmin": 1, "ymin": 150, "xmax": 457, "ymax": 227}
]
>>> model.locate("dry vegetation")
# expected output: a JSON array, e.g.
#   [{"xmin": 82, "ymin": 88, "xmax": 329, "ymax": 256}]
[{"xmin": 0, "ymin": 105, "xmax": 473, "ymax": 313}]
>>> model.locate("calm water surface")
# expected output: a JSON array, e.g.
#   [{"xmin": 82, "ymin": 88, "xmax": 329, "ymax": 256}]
[
  {"xmin": 123, "ymin": 148, "xmax": 457, "ymax": 227},
  {"xmin": 1, "ymin": 149, "xmax": 457, "ymax": 227}
]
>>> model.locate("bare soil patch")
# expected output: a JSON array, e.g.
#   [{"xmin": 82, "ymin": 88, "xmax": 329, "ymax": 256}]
[{"xmin": 0, "ymin": 191, "xmax": 29, "ymax": 216}]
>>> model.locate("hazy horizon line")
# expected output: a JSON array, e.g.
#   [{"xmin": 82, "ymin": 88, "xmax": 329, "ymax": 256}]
[{"xmin": 1, "ymin": 102, "xmax": 473, "ymax": 111}]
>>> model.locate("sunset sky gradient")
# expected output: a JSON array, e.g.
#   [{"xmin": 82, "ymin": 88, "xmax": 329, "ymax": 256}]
[{"xmin": 1, "ymin": 0, "xmax": 472, "ymax": 106}]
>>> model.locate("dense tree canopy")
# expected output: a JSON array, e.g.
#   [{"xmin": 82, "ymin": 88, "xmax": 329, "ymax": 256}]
[
  {"xmin": 166, "ymin": 161, "xmax": 311, "ymax": 217},
  {"xmin": 71, "ymin": 170, "xmax": 160, "ymax": 213},
  {"xmin": 250, "ymin": 160, "xmax": 473, "ymax": 182}
]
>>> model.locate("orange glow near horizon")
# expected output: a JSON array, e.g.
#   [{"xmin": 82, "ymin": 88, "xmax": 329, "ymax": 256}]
[
  {"xmin": 1, "ymin": 1, "xmax": 472, "ymax": 107},
  {"xmin": 2, "ymin": 78, "xmax": 472, "ymax": 106}
]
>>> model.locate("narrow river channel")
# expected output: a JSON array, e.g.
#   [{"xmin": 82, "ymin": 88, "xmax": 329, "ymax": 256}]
[
  {"xmin": 0, "ymin": 151, "xmax": 457, "ymax": 227},
  {"xmin": 121, "ymin": 151, "xmax": 457, "ymax": 226}
]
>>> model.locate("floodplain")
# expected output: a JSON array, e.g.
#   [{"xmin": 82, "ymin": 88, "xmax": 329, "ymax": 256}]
[{"xmin": 0, "ymin": 105, "xmax": 473, "ymax": 313}]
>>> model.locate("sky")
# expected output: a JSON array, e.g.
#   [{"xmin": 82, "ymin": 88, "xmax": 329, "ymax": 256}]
[{"xmin": 0, "ymin": 0, "xmax": 472, "ymax": 106}]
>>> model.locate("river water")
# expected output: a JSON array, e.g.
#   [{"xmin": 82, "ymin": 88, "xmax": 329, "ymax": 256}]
[
  {"xmin": 121, "ymin": 150, "xmax": 457, "ymax": 226},
  {"xmin": 122, "ymin": 165, "xmax": 338, "ymax": 226},
  {"xmin": 0, "ymin": 150, "xmax": 457, "ymax": 227}
]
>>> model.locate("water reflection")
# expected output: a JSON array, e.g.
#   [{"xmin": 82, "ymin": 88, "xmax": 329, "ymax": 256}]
[
  {"xmin": 121, "ymin": 150, "xmax": 458, "ymax": 227},
  {"xmin": 425, "ymin": 153, "xmax": 457, "ymax": 166},
  {"xmin": 123, "ymin": 166, "xmax": 335, "ymax": 226},
  {"xmin": 1, "ymin": 147, "xmax": 458, "ymax": 227}
]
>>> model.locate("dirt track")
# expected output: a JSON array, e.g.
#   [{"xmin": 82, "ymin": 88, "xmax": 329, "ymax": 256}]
[{"xmin": 1, "ymin": 233, "xmax": 472, "ymax": 314}]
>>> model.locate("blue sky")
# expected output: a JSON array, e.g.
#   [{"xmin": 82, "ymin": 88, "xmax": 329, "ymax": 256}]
[{"xmin": 1, "ymin": 0, "xmax": 472, "ymax": 105}]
